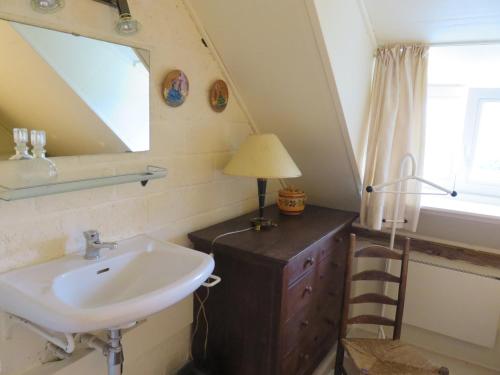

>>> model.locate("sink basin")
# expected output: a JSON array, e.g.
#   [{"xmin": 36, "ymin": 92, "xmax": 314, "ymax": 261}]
[{"xmin": 0, "ymin": 235, "xmax": 214, "ymax": 333}]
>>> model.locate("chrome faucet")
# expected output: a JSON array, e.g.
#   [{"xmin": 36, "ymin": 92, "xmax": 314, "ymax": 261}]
[{"xmin": 83, "ymin": 230, "xmax": 117, "ymax": 260}]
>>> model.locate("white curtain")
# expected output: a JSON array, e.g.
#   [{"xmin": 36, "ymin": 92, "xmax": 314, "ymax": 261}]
[{"xmin": 360, "ymin": 45, "xmax": 429, "ymax": 232}]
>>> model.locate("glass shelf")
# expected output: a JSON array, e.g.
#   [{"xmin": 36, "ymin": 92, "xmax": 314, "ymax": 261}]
[{"xmin": 0, "ymin": 165, "xmax": 167, "ymax": 201}]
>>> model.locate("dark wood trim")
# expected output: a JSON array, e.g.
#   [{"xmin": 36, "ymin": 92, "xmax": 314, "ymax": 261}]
[{"xmin": 353, "ymin": 226, "xmax": 500, "ymax": 271}]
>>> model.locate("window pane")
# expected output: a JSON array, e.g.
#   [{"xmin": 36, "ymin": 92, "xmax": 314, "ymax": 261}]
[
  {"xmin": 423, "ymin": 45, "xmax": 500, "ymax": 212},
  {"xmin": 469, "ymin": 101, "xmax": 500, "ymax": 185},
  {"xmin": 423, "ymin": 87, "xmax": 465, "ymax": 191}
]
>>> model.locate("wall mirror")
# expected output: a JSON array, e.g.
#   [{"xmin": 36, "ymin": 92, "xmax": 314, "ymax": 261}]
[{"xmin": 0, "ymin": 19, "xmax": 150, "ymax": 159}]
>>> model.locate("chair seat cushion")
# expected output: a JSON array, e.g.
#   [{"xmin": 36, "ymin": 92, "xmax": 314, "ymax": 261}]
[{"xmin": 342, "ymin": 338, "xmax": 443, "ymax": 375}]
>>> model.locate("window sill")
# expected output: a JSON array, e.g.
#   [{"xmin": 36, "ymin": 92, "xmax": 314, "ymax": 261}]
[{"xmin": 421, "ymin": 194, "xmax": 500, "ymax": 224}]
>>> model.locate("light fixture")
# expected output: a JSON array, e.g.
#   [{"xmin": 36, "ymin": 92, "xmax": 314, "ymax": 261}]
[
  {"xmin": 115, "ymin": 1, "xmax": 140, "ymax": 35},
  {"xmin": 116, "ymin": 15, "xmax": 139, "ymax": 35},
  {"xmin": 94, "ymin": 0, "xmax": 140, "ymax": 35},
  {"xmin": 223, "ymin": 134, "xmax": 302, "ymax": 229},
  {"xmin": 31, "ymin": 0, "xmax": 64, "ymax": 13}
]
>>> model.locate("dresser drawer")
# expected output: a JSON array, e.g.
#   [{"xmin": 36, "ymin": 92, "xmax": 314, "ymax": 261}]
[
  {"xmin": 315, "ymin": 298, "xmax": 341, "ymax": 333},
  {"xmin": 318, "ymin": 253, "xmax": 343, "ymax": 280},
  {"xmin": 281, "ymin": 340, "xmax": 315, "ymax": 375},
  {"xmin": 285, "ymin": 245, "xmax": 317, "ymax": 286},
  {"xmin": 281, "ymin": 320, "xmax": 330, "ymax": 375},
  {"xmin": 316, "ymin": 290, "xmax": 342, "ymax": 322},
  {"xmin": 316, "ymin": 255, "xmax": 344, "ymax": 297},
  {"xmin": 317, "ymin": 228, "xmax": 350, "ymax": 261},
  {"xmin": 315, "ymin": 305, "xmax": 340, "ymax": 351},
  {"xmin": 316, "ymin": 254, "xmax": 345, "ymax": 317},
  {"xmin": 285, "ymin": 270, "xmax": 316, "ymax": 322},
  {"xmin": 282, "ymin": 304, "xmax": 313, "ymax": 356}
]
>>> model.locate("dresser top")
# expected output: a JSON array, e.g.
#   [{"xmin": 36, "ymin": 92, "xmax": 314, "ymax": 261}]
[{"xmin": 188, "ymin": 205, "xmax": 357, "ymax": 264}]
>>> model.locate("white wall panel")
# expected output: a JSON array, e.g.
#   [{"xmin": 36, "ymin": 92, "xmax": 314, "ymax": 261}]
[{"xmin": 390, "ymin": 261, "xmax": 500, "ymax": 348}]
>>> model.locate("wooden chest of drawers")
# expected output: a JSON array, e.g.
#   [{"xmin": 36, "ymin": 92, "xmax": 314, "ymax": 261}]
[{"xmin": 188, "ymin": 205, "xmax": 357, "ymax": 375}]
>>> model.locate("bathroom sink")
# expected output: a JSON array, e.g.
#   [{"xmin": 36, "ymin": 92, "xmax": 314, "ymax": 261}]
[{"xmin": 0, "ymin": 235, "xmax": 214, "ymax": 333}]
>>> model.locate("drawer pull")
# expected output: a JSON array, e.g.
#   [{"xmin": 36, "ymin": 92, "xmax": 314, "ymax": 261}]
[
  {"xmin": 334, "ymin": 236, "xmax": 344, "ymax": 243},
  {"xmin": 304, "ymin": 257, "xmax": 315, "ymax": 267},
  {"xmin": 304, "ymin": 286, "xmax": 313, "ymax": 295},
  {"xmin": 299, "ymin": 353, "xmax": 310, "ymax": 361},
  {"xmin": 328, "ymin": 291, "xmax": 338, "ymax": 297},
  {"xmin": 330, "ymin": 261, "xmax": 339, "ymax": 268},
  {"xmin": 300, "ymin": 320, "xmax": 310, "ymax": 327}
]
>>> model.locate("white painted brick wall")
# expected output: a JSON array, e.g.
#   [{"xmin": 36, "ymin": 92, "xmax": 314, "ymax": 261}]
[{"xmin": 0, "ymin": 1, "xmax": 276, "ymax": 373}]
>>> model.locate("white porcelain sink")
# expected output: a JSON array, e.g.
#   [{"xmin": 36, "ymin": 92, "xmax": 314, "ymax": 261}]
[{"xmin": 0, "ymin": 235, "xmax": 214, "ymax": 333}]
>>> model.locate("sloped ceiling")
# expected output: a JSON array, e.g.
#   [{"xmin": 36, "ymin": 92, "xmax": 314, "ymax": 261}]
[
  {"xmin": 362, "ymin": 0, "xmax": 500, "ymax": 44},
  {"xmin": 186, "ymin": 0, "xmax": 362, "ymax": 212}
]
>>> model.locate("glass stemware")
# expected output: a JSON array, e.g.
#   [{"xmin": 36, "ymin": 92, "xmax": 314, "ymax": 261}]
[{"xmin": 9, "ymin": 128, "xmax": 33, "ymax": 160}]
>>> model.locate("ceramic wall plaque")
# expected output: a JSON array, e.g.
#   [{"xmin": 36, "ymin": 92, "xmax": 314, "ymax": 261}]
[
  {"xmin": 162, "ymin": 70, "xmax": 189, "ymax": 107},
  {"xmin": 209, "ymin": 79, "xmax": 229, "ymax": 112}
]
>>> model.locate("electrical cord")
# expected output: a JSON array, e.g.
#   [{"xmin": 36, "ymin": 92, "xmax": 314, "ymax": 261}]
[
  {"xmin": 191, "ymin": 287, "xmax": 209, "ymax": 359},
  {"xmin": 208, "ymin": 227, "xmax": 254, "ymax": 256},
  {"xmin": 190, "ymin": 226, "xmax": 254, "ymax": 361}
]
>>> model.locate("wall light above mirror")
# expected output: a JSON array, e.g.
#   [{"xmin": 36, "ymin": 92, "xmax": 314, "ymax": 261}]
[
  {"xmin": 31, "ymin": 0, "xmax": 65, "ymax": 14},
  {"xmin": 0, "ymin": 18, "xmax": 150, "ymax": 160},
  {"xmin": 30, "ymin": 0, "xmax": 140, "ymax": 36},
  {"xmin": 93, "ymin": 0, "xmax": 141, "ymax": 36}
]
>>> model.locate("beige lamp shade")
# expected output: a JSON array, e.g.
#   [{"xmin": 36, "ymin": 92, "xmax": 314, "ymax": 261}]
[{"xmin": 223, "ymin": 134, "xmax": 301, "ymax": 179}]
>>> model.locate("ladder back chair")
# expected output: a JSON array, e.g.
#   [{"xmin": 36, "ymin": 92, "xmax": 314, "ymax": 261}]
[{"xmin": 334, "ymin": 234, "xmax": 449, "ymax": 375}]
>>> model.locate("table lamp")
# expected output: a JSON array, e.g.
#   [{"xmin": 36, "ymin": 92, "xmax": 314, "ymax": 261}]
[{"xmin": 224, "ymin": 133, "xmax": 302, "ymax": 229}]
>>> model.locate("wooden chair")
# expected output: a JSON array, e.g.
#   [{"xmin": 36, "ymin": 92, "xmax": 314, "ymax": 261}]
[{"xmin": 334, "ymin": 234, "xmax": 449, "ymax": 375}]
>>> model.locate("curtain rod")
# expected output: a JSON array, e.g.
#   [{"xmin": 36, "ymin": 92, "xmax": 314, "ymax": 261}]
[
  {"xmin": 372, "ymin": 40, "xmax": 500, "ymax": 56},
  {"xmin": 428, "ymin": 40, "xmax": 500, "ymax": 47},
  {"xmin": 375, "ymin": 40, "xmax": 500, "ymax": 50}
]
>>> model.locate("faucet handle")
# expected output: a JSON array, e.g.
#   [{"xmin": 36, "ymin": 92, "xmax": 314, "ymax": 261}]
[{"xmin": 84, "ymin": 230, "xmax": 100, "ymax": 243}]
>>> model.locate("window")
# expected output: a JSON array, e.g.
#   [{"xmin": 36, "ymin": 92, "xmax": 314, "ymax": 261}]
[
  {"xmin": 463, "ymin": 89, "xmax": 500, "ymax": 193},
  {"xmin": 422, "ymin": 45, "xmax": 500, "ymax": 217}
]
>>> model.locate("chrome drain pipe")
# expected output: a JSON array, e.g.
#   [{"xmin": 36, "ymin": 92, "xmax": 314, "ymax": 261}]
[
  {"xmin": 107, "ymin": 330, "xmax": 124, "ymax": 375},
  {"xmin": 79, "ymin": 329, "xmax": 124, "ymax": 375}
]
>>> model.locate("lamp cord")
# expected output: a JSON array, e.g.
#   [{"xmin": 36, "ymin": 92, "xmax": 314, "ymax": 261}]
[
  {"xmin": 208, "ymin": 227, "xmax": 254, "ymax": 255},
  {"xmin": 190, "ymin": 226, "xmax": 254, "ymax": 361}
]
